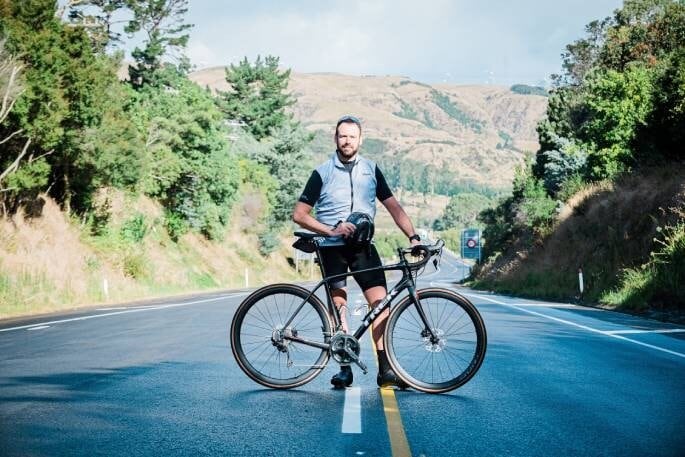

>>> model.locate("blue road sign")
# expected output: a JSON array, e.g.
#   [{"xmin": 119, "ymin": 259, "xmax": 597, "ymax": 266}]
[{"xmin": 461, "ymin": 228, "xmax": 481, "ymax": 261}]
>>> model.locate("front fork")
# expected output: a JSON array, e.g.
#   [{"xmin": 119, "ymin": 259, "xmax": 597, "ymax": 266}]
[{"xmin": 407, "ymin": 284, "xmax": 441, "ymax": 345}]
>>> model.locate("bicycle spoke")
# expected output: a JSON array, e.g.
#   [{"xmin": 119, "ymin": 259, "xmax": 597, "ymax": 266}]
[
  {"xmin": 386, "ymin": 290, "xmax": 486, "ymax": 392},
  {"xmin": 232, "ymin": 285, "xmax": 331, "ymax": 388}
]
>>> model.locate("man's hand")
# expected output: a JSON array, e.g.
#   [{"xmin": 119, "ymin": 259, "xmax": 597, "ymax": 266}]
[{"xmin": 331, "ymin": 221, "xmax": 355, "ymax": 238}]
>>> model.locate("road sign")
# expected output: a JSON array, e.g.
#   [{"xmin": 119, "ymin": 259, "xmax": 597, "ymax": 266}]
[{"xmin": 461, "ymin": 228, "xmax": 481, "ymax": 261}]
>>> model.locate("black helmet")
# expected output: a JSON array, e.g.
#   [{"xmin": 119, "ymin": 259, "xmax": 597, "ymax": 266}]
[{"xmin": 345, "ymin": 212, "xmax": 374, "ymax": 246}]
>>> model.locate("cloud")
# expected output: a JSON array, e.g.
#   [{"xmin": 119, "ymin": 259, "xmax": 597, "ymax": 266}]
[{"xmin": 186, "ymin": 0, "xmax": 623, "ymax": 84}]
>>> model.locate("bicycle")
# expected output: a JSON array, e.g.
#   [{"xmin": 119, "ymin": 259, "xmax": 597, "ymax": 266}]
[{"xmin": 230, "ymin": 233, "xmax": 487, "ymax": 394}]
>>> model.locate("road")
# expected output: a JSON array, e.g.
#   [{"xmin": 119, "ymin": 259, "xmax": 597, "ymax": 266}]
[{"xmin": 1, "ymin": 249, "xmax": 684, "ymax": 456}]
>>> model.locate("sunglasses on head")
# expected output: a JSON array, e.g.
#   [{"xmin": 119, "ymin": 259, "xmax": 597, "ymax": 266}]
[{"xmin": 336, "ymin": 115, "xmax": 362, "ymax": 131}]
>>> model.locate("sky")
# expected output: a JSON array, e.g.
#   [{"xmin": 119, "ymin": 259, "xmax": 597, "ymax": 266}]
[{"xmin": 182, "ymin": 0, "xmax": 624, "ymax": 86}]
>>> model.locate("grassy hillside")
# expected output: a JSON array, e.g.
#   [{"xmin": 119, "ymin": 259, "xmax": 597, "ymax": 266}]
[
  {"xmin": 190, "ymin": 69, "xmax": 547, "ymax": 189},
  {"xmin": 473, "ymin": 165, "xmax": 685, "ymax": 320},
  {"xmin": 0, "ymin": 190, "xmax": 313, "ymax": 320}
]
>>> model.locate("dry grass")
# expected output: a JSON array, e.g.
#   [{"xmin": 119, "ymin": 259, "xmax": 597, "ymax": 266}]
[
  {"xmin": 475, "ymin": 165, "xmax": 685, "ymax": 306},
  {"xmin": 0, "ymin": 191, "xmax": 307, "ymax": 320},
  {"xmin": 189, "ymin": 68, "xmax": 547, "ymax": 189}
]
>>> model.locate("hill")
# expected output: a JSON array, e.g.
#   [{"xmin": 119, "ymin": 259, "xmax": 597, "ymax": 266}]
[
  {"xmin": 190, "ymin": 69, "xmax": 547, "ymax": 190},
  {"xmin": 0, "ymin": 190, "xmax": 309, "ymax": 319},
  {"xmin": 474, "ymin": 165, "xmax": 685, "ymax": 321}
]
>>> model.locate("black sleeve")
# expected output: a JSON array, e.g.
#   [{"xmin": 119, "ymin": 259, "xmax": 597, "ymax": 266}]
[
  {"xmin": 298, "ymin": 170, "xmax": 323, "ymax": 205},
  {"xmin": 375, "ymin": 165, "xmax": 394, "ymax": 201}
]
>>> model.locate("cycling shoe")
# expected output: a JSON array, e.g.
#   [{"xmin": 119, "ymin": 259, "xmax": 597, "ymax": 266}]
[
  {"xmin": 377, "ymin": 369, "xmax": 409, "ymax": 389},
  {"xmin": 331, "ymin": 366, "xmax": 353, "ymax": 388}
]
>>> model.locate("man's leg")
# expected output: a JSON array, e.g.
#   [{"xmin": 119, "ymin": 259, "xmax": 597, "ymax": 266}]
[
  {"xmin": 362, "ymin": 286, "xmax": 387, "ymax": 349},
  {"xmin": 363, "ymin": 286, "xmax": 409, "ymax": 389},
  {"xmin": 330, "ymin": 287, "xmax": 354, "ymax": 388},
  {"xmin": 331, "ymin": 288, "xmax": 349, "ymax": 333}
]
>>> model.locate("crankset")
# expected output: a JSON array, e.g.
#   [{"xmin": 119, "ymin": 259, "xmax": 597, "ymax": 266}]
[{"xmin": 329, "ymin": 332, "xmax": 368, "ymax": 374}]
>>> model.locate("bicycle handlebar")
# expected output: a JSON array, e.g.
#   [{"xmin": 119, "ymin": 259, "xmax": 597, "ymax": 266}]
[{"xmin": 399, "ymin": 239, "xmax": 445, "ymax": 270}]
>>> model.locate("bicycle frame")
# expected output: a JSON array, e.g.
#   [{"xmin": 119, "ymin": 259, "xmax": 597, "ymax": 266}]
[{"xmin": 281, "ymin": 243, "xmax": 439, "ymax": 350}]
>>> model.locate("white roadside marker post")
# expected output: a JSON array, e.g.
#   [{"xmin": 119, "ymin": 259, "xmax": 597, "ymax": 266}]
[{"xmin": 578, "ymin": 267, "xmax": 584, "ymax": 301}]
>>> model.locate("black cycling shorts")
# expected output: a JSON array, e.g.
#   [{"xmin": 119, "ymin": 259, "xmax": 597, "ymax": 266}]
[{"xmin": 318, "ymin": 244, "xmax": 387, "ymax": 292}]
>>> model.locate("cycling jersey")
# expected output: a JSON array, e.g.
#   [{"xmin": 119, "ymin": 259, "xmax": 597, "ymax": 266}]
[{"xmin": 298, "ymin": 153, "xmax": 393, "ymax": 227}]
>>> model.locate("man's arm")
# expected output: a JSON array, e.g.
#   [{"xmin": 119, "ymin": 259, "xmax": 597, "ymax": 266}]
[
  {"xmin": 292, "ymin": 202, "xmax": 355, "ymax": 238},
  {"xmin": 381, "ymin": 196, "xmax": 421, "ymax": 245}
]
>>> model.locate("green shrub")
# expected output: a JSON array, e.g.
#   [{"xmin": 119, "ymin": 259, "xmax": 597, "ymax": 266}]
[
  {"xmin": 601, "ymin": 223, "xmax": 685, "ymax": 309},
  {"xmin": 393, "ymin": 99, "xmax": 419, "ymax": 121},
  {"xmin": 510, "ymin": 84, "xmax": 548, "ymax": 96},
  {"xmin": 165, "ymin": 210, "xmax": 189, "ymax": 242},
  {"xmin": 258, "ymin": 228, "xmax": 281, "ymax": 256},
  {"xmin": 122, "ymin": 252, "xmax": 148, "ymax": 279},
  {"xmin": 374, "ymin": 232, "xmax": 407, "ymax": 259},
  {"xmin": 430, "ymin": 89, "xmax": 484, "ymax": 133},
  {"xmin": 120, "ymin": 213, "xmax": 148, "ymax": 243}
]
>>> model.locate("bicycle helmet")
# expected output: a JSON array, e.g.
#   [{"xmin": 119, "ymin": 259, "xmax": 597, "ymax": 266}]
[{"xmin": 345, "ymin": 212, "xmax": 374, "ymax": 247}]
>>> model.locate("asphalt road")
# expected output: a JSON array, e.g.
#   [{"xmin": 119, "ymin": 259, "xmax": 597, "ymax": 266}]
[{"xmin": 1, "ymin": 250, "xmax": 684, "ymax": 456}]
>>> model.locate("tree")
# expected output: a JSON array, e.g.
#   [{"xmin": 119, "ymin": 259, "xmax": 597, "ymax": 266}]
[
  {"xmin": 433, "ymin": 193, "xmax": 492, "ymax": 231},
  {"xmin": 130, "ymin": 67, "xmax": 240, "ymax": 239},
  {"xmin": 0, "ymin": 40, "xmax": 41, "ymax": 215},
  {"xmin": 1, "ymin": 0, "xmax": 144, "ymax": 213},
  {"xmin": 62, "ymin": 0, "xmax": 127, "ymax": 51},
  {"xmin": 219, "ymin": 56, "xmax": 295, "ymax": 140},
  {"xmin": 125, "ymin": 0, "xmax": 193, "ymax": 88}
]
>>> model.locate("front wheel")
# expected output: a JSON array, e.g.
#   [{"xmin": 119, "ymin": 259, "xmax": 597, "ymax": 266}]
[
  {"xmin": 230, "ymin": 284, "xmax": 332, "ymax": 389},
  {"xmin": 385, "ymin": 288, "xmax": 487, "ymax": 394}
]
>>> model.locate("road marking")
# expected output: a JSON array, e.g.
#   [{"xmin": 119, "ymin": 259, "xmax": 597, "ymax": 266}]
[
  {"xmin": 341, "ymin": 387, "xmax": 362, "ymax": 434},
  {"xmin": 369, "ymin": 337, "xmax": 412, "ymax": 457},
  {"xmin": 0, "ymin": 292, "xmax": 249, "ymax": 333},
  {"xmin": 27, "ymin": 325, "xmax": 50, "ymax": 331},
  {"xmin": 380, "ymin": 388, "xmax": 411, "ymax": 457},
  {"xmin": 463, "ymin": 292, "xmax": 685, "ymax": 360},
  {"xmin": 605, "ymin": 329, "xmax": 685, "ymax": 335}
]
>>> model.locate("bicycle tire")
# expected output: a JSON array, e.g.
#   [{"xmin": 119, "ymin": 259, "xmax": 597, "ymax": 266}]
[
  {"xmin": 385, "ymin": 288, "xmax": 487, "ymax": 394},
  {"xmin": 230, "ymin": 283, "xmax": 332, "ymax": 389}
]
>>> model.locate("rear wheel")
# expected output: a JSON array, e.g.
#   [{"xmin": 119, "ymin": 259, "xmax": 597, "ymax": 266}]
[
  {"xmin": 230, "ymin": 284, "xmax": 332, "ymax": 389},
  {"xmin": 385, "ymin": 288, "xmax": 487, "ymax": 393}
]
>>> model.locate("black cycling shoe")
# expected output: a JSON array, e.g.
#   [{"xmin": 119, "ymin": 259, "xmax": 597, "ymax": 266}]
[
  {"xmin": 331, "ymin": 366, "xmax": 353, "ymax": 388},
  {"xmin": 377, "ymin": 369, "xmax": 409, "ymax": 389}
]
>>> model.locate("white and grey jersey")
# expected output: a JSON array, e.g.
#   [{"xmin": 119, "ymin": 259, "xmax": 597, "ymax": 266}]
[{"xmin": 298, "ymin": 153, "xmax": 393, "ymax": 228}]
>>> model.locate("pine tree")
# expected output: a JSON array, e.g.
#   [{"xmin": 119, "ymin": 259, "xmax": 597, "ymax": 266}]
[
  {"xmin": 124, "ymin": 0, "xmax": 193, "ymax": 88},
  {"xmin": 219, "ymin": 55, "xmax": 295, "ymax": 140}
]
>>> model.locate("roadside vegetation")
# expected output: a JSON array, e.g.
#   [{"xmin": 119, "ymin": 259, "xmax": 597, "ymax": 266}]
[
  {"xmin": 472, "ymin": 0, "xmax": 685, "ymax": 318},
  {"xmin": 0, "ymin": 1, "xmax": 313, "ymax": 318}
]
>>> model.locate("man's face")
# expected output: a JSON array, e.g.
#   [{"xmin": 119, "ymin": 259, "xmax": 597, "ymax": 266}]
[{"xmin": 335, "ymin": 122, "xmax": 362, "ymax": 161}]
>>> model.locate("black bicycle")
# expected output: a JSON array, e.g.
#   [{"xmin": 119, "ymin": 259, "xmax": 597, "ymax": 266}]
[{"xmin": 230, "ymin": 233, "xmax": 487, "ymax": 394}]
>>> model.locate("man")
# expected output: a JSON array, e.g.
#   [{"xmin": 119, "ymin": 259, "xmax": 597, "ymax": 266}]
[{"xmin": 292, "ymin": 115, "xmax": 422, "ymax": 389}]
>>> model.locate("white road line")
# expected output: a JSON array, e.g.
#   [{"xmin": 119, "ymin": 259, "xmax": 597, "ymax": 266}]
[
  {"xmin": 605, "ymin": 329, "xmax": 685, "ymax": 335},
  {"xmin": 342, "ymin": 386, "xmax": 362, "ymax": 434},
  {"xmin": 463, "ymin": 292, "xmax": 685, "ymax": 360},
  {"xmin": 27, "ymin": 325, "xmax": 50, "ymax": 331},
  {"xmin": 0, "ymin": 292, "xmax": 249, "ymax": 333}
]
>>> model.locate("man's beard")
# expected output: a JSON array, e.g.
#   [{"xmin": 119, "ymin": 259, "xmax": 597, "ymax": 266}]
[{"xmin": 336, "ymin": 145, "xmax": 358, "ymax": 162}]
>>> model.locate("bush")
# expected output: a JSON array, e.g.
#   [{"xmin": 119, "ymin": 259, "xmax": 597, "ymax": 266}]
[
  {"xmin": 510, "ymin": 84, "xmax": 548, "ymax": 96},
  {"xmin": 120, "ymin": 213, "xmax": 148, "ymax": 243},
  {"xmin": 601, "ymin": 222, "xmax": 685, "ymax": 309},
  {"xmin": 164, "ymin": 210, "xmax": 189, "ymax": 242},
  {"xmin": 374, "ymin": 232, "xmax": 407, "ymax": 259}
]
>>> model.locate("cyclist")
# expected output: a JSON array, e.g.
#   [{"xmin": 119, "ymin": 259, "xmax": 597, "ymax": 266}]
[{"xmin": 292, "ymin": 115, "xmax": 421, "ymax": 389}]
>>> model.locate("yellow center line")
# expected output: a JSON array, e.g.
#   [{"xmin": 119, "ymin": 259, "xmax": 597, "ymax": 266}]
[
  {"xmin": 370, "ymin": 330, "xmax": 412, "ymax": 457},
  {"xmin": 380, "ymin": 387, "xmax": 412, "ymax": 457}
]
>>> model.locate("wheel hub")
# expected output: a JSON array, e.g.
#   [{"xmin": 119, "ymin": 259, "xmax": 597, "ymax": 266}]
[
  {"xmin": 422, "ymin": 328, "xmax": 446, "ymax": 352},
  {"xmin": 271, "ymin": 325, "xmax": 297, "ymax": 352}
]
